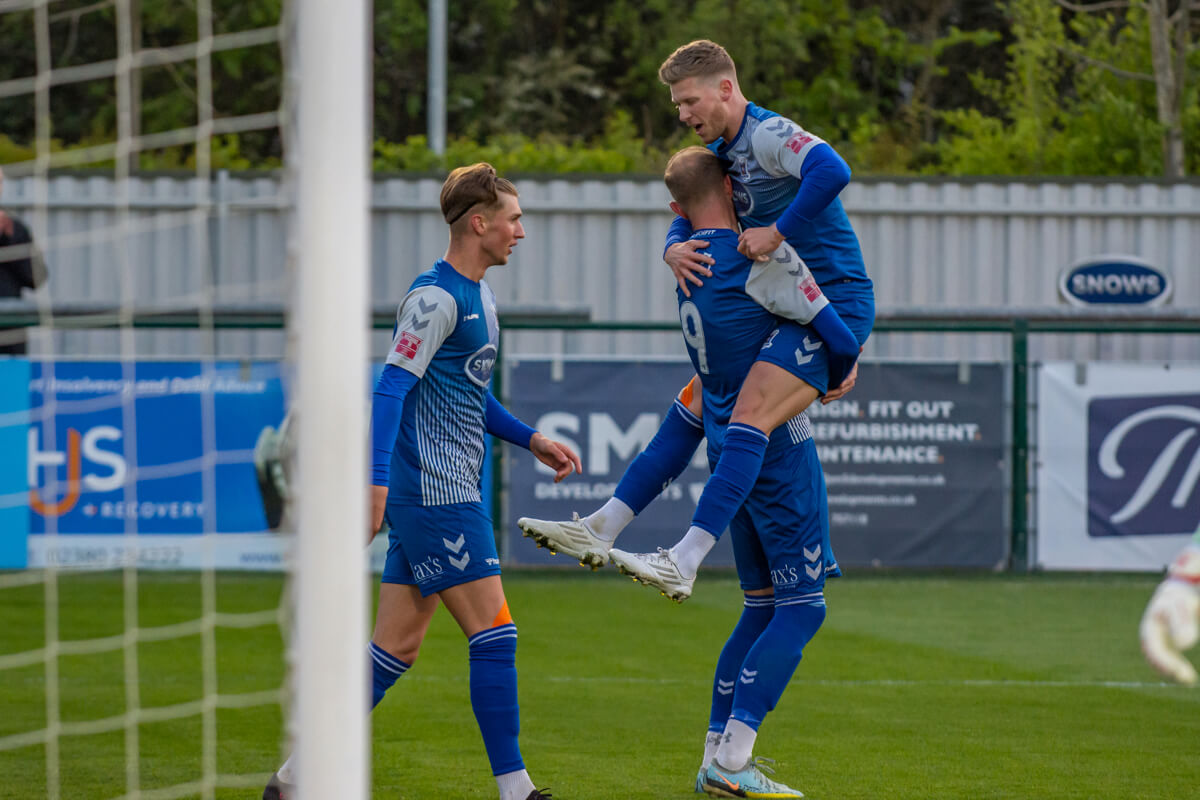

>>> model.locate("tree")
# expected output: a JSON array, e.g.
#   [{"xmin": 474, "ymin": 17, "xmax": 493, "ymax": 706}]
[{"xmin": 1057, "ymin": 0, "xmax": 1196, "ymax": 177}]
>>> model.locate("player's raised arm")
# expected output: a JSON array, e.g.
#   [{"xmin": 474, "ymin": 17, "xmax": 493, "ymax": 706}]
[{"xmin": 738, "ymin": 122, "xmax": 851, "ymax": 260}]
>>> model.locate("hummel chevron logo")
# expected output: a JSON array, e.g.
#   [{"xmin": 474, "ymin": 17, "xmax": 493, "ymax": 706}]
[
  {"xmin": 717, "ymin": 679, "xmax": 734, "ymax": 696},
  {"xmin": 795, "ymin": 335, "xmax": 824, "ymax": 366},
  {"xmin": 449, "ymin": 553, "xmax": 470, "ymax": 571},
  {"xmin": 805, "ymin": 564, "xmax": 822, "ymax": 580},
  {"xmin": 443, "ymin": 534, "xmax": 466, "ymax": 554},
  {"xmin": 739, "ymin": 669, "xmax": 757, "ymax": 685},
  {"xmin": 403, "ymin": 297, "xmax": 440, "ymax": 331},
  {"xmin": 803, "ymin": 544, "xmax": 822, "ymax": 562}
]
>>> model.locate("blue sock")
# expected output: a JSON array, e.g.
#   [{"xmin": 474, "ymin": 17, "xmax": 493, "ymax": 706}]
[
  {"xmin": 709, "ymin": 596, "xmax": 774, "ymax": 733},
  {"xmin": 730, "ymin": 601, "xmax": 826, "ymax": 729},
  {"xmin": 613, "ymin": 399, "xmax": 704, "ymax": 514},
  {"xmin": 692, "ymin": 423, "xmax": 769, "ymax": 539},
  {"xmin": 368, "ymin": 641, "xmax": 410, "ymax": 710},
  {"xmin": 468, "ymin": 624, "xmax": 524, "ymax": 776}
]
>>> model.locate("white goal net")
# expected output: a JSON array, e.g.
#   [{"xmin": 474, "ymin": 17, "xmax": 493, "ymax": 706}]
[{"xmin": 0, "ymin": 1, "xmax": 369, "ymax": 797}]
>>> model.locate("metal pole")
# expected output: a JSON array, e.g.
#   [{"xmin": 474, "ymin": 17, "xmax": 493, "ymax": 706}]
[
  {"xmin": 427, "ymin": 0, "xmax": 447, "ymax": 155},
  {"xmin": 294, "ymin": 0, "xmax": 370, "ymax": 797},
  {"xmin": 1010, "ymin": 319, "xmax": 1030, "ymax": 571}
]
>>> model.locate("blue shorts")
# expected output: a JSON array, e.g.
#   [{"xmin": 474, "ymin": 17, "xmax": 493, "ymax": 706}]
[
  {"xmin": 754, "ymin": 286, "xmax": 875, "ymax": 395},
  {"xmin": 381, "ymin": 501, "xmax": 502, "ymax": 596},
  {"xmin": 729, "ymin": 438, "xmax": 836, "ymax": 600}
]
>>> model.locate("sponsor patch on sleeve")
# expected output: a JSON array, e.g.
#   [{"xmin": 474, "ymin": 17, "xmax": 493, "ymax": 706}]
[
  {"xmin": 799, "ymin": 275, "xmax": 823, "ymax": 302},
  {"xmin": 394, "ymin": 331, "xmax": 423, "ymax": 359},
  {"xmin": 785, "ymin": 132, "xmax": 815, "ymax": 155}
]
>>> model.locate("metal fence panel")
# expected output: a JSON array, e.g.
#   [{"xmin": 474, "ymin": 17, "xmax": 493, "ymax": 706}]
[{"xmin": 6, "ymin": 173, "xmax": 1198, "ymax": 359}]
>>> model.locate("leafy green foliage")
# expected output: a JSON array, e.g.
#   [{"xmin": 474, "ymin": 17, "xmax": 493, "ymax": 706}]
[{"xmin": 0, "ymin": 0, "xmax": 1194, "ymax": 176}]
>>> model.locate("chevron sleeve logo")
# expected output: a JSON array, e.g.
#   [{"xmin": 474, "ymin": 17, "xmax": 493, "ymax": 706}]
[{"xmin": 794, "ymin": 335, "xmax": 824, "ymax": 366}]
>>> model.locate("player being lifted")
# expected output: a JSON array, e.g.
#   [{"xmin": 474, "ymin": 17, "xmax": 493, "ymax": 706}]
[
  {"xmin": 656, "ymin": 145, "xmax": 841, "ymax": 798},
  {"xmin": 1141, "ymin": 526, "xmax": 1200, "ymax": 685},
  {"xmin": 264, "ymin": 163, "xmax": 580, "ymax": 800},
  {"xmin": 520, "ymin": 40, "xmax": 875, "ymax": 600}
]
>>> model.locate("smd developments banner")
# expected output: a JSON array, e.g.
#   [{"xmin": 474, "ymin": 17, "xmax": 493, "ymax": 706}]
[
  {"xmin": 1037, "ymin": 362, "xmax": 1200, "ymax": 571},
  {"xmin": 17, "ymin": 361, "xmax": 289, "ymax": 570},
  {"xmin": 505, "ymin": 359, "xmax": 1007, "ymax": 569}
]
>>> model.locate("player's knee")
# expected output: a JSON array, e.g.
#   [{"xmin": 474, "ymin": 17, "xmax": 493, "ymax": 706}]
[{"xmin": 374, "ymin": 634, "xmax": 423, "ymax": 667}]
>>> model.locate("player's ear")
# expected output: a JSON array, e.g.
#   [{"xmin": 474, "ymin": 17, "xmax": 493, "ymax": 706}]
[
  {"xmin": 718, "ymin": 76, "xmax": 734, "ymax": 101},
  {"xmin": 469, "ymin": 212, "xmax": 487, "ymax": 236},
  {"xmin": 722, "ymin": 175, "xmax": 732, "ymax": 198},
  {"xmin": 669, "ymin": 200, "xmax": 688, "ymax": 220}
]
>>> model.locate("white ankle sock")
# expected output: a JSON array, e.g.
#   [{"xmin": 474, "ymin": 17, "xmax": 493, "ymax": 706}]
[
  {"xmin": 496, "ymin": 768, "xmax": 535, "ymax": 800},
  {"xmin": 670, "ymin": 526, "xmax": 717, "ymax": 579},
  {"xmin": 702, "ymin": 729, "xmax": 723, "ymax": 767},
  {"xmin": 715, "ymin": 719, "xmax": 757, "ymax": 772},
  {"xmin": 584, "ymin": 498, "xmax": 634, "ymax": 543}
]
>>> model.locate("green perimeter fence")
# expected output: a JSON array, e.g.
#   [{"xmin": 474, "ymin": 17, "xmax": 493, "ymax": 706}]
[{"xmin": 2, "ymin": 301, "xmax": 1198, "ymax": 570}]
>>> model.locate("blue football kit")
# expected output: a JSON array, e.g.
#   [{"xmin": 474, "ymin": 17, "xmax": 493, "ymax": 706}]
[
  {"xmin": 367, "ymin": 257, "xmax": 540, "ymax": 783},
  {"xmin": 667, "ymin": 101, "xmax": 876, "ymax": 384},
  {"xmin": 676, "ymin": 228, "xmax": 837, "ymax": 598},
  {"xmin": 371, "ymin": 259, "xmax": 510, "ymax": 596}
]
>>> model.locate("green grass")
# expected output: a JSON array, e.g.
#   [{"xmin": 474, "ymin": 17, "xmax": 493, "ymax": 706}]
[{"xmin": 1, "ymin": 570, "xmax": 1197, "ymax": 799}]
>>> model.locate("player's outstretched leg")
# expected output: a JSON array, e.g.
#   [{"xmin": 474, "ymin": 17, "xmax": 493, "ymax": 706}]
[{"xmin": 519, "ymin": 396, "xmax": 704, "ymax": 568}]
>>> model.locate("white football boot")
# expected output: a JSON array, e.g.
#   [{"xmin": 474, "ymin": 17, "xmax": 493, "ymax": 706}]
[
  {"xmin": 608, "ymin": 547, "xmax": 694, "ymax": 602},
  {"xmin": 517, "ymin": 513, "xmax": 611, "ymax": 569}
]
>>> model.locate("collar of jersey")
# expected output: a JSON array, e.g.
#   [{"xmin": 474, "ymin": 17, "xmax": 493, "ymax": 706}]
[{"xmin": 716, "ymin": 102, "xmax": 755, "ymax": 156}]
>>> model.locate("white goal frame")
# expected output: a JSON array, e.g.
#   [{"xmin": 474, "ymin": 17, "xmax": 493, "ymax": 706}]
[{"xmin": 292, "ymin": 0, "xmax": 370, "ymax": 798}]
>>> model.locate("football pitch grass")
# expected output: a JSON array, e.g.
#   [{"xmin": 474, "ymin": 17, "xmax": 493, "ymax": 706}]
[{"xmin": 1, "ymin": 569, "xmax": 1198, "ymax": 799}]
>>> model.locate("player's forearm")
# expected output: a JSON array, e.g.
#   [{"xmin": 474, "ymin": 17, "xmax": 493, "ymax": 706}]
[
  {"xmin": 370, "ymin": 365, "xmax": 417, "ymax": 486},
  {"xmin": 807, "ymin": 305, "xmax": 859, "ymax": 389},
  {"xmin": 485, "ymin": 391, "xmax": 536, "ymax": 449},
  {"xmin": 774, "ymin": 144, "xmax": 850, "ymax": 240}
]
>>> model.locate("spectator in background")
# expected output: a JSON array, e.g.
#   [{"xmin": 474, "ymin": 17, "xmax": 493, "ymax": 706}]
[{"xmin": 0, "ymin": 165, "xmax": 48, "ymax": 355}]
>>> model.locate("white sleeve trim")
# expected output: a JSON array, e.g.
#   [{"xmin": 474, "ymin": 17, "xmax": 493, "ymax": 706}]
[
  {"xmin": 744, "ymin": 242, "xmax": 829, "ymax": 324},
  {"xmin": 751, "ymin": 116, "xmax": 827, "ymax": 179},
  {"xmin": 384, "ymin": 285, "xmax": 458, "ymax": 378}
]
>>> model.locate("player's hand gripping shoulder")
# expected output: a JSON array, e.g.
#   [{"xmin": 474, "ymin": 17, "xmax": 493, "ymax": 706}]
[
  {"xmin": 665, "ymin": 239, "xmax": 714, "ymax": 298},
  {"xmin": 737, "ymin": 223, "xmax": 784, "ymax": 262},
  {"xmin": 1140, "ymin": 544, "xmax": 1200, "ymax": 685},
  {"xmin": 530, "ymin": 432, "xmax": 582, "ymax": 483}
]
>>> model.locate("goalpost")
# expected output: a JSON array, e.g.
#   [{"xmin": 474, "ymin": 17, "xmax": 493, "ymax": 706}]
[{"xmin": 0, "ymin": 1, "xmax": 370, "ymax": 797}]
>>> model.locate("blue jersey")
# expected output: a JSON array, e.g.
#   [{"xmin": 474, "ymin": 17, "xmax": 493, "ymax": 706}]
[
  {"xmin": 677, "ymin": 229, "xmax": 821, "ymax": 454},
  {"xmin": 384, "ymin": 259, "xmax": 499, "ymax": 506},
  {"xmin": 709, "ymin": 102, "xmax": 870, "ymax": 304}
]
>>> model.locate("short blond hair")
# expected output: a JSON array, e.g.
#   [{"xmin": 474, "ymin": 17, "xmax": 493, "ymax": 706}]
[
  {"xmin": 658, "ymin": 40, "xmax": 736, "ymax": 85},
  {"xmin": 440, "ymin": 162, "xmax": 517, "ymax": 226},
  {"xmin": 663, "ymin": 146, "xmax": 726, "ymax": 213}
]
